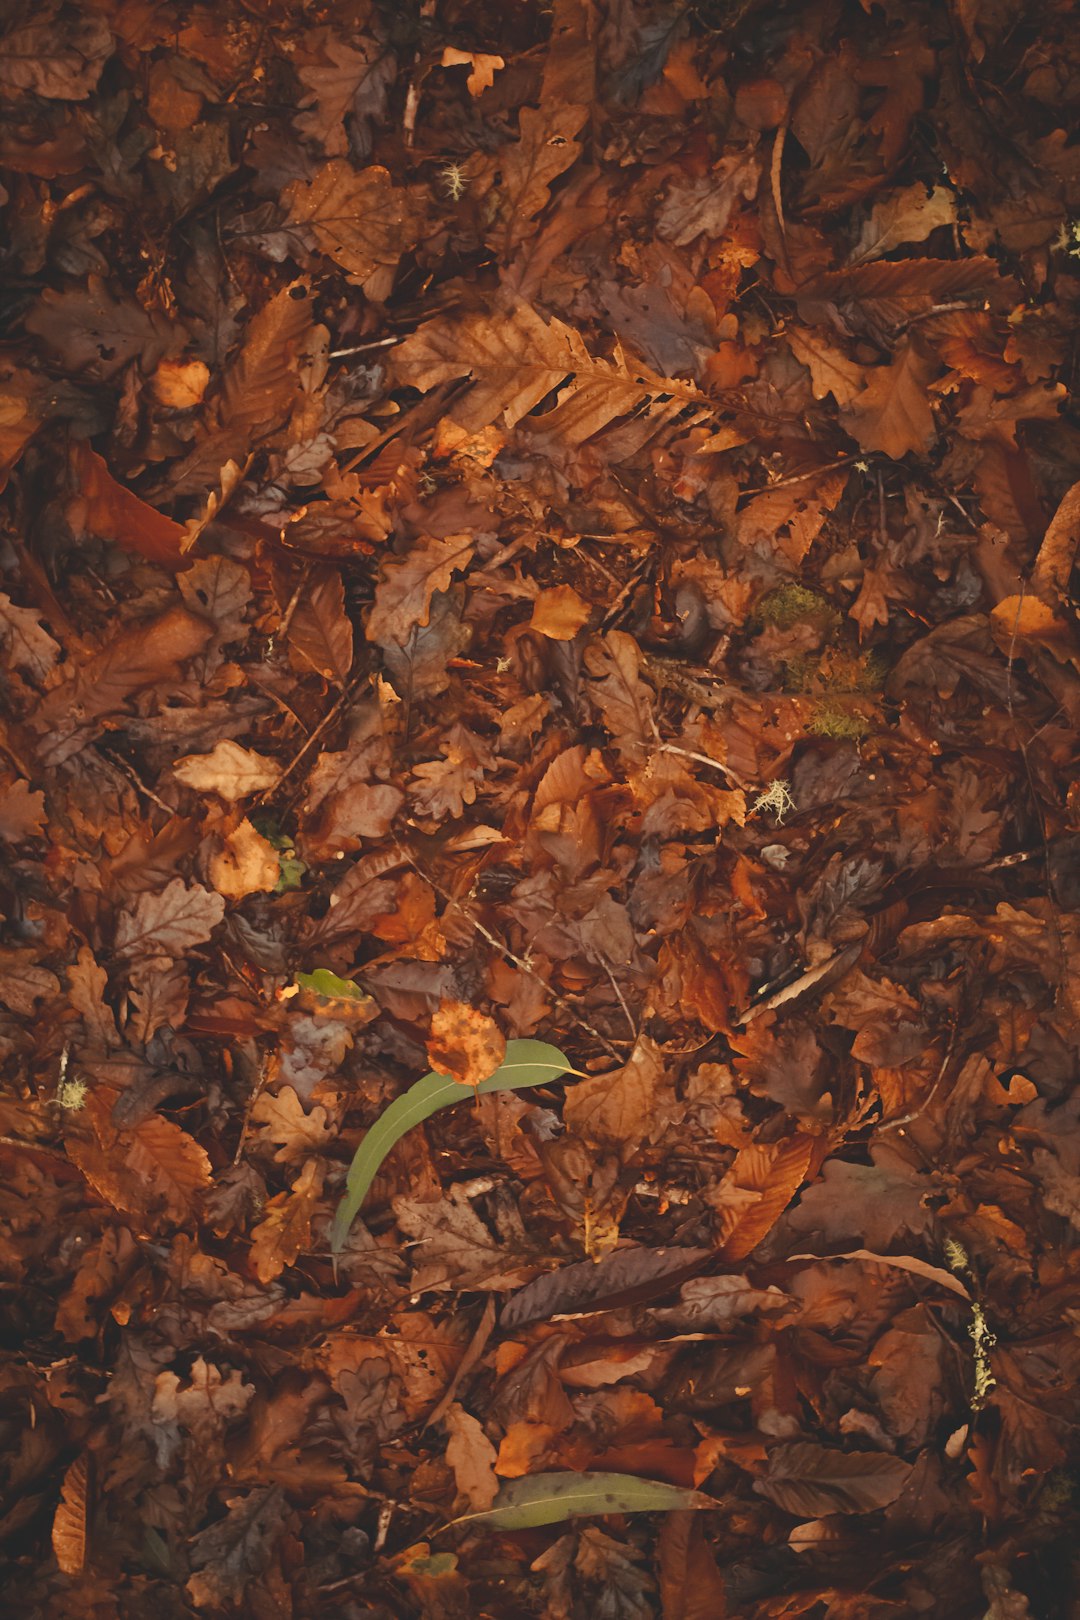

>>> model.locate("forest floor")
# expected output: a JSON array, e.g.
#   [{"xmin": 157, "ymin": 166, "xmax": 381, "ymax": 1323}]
[{"xmin": 3, "ymin": 1, "xmax": 1080, "ymax": 1616}]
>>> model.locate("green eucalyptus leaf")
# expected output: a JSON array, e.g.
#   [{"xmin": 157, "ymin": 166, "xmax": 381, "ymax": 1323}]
[
  {"xmin": 445, "ymin": 1470, "xmax": 714, "ymax": 1531},
  {"xmin": 331, "ymin": 1038, "xmax": 571, "ymax": 1255},
  {"xmin": 296, "ymin": 968, "xmax": 369, "ymax": 1001}
]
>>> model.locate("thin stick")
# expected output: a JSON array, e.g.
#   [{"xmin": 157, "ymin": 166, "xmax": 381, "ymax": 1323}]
[{"xmin": 394, "ymin": 840, "xmax": 626, "ymax": 1058}]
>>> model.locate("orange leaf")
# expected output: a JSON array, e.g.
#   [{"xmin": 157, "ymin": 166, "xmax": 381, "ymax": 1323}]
[
  {"xmin": 530, "ymin": 585, "xmax": 592, "ymax": 641},
  {"xmin": 51, "ymin": 1453, "xmax": 90, "ymax": 1575},
  {"xmin": 716, "ymin": 1136, "xmax": 815, "ymax": 1261},
  {"xmin": 69, "ymin": 442, "xmax": 186, "ymax": 568},
  {"xmin": 427, "ymin": 998, "xmax": 506, "ymax": 1087}
]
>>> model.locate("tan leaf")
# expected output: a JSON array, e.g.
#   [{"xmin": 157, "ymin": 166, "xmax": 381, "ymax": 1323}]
[
  {"xmin": 174, "ymin": 741, "xmax": 281, "ymax": 799},
  {"xmin": 531, "ymin": 585, "xmax": 591, "ymax": 640},
  {"xmin": 842, "ymin": 339, "xmax": 939, "ymax": 459},
  {"xmin": 152, "ymin": 357, "xmax": 210, "ymax": 408},
  {"xmin": 209, "ymin": 820, "xmax": 281, "ymax": 899},
  {"xmin": 0, "ymin": 590, "xmax": 61, "ymax": 681},
  {"xmin": 366, "ymin": 533, "xmax": 475, "ymax": 648},
  {"xmin": 0, "ymin": 775, "xmax": 47, "ymax": 842},
  {"xmin": 250, "ymin": 1086, "xmax": 336, "ymax": 1163},
  {"xmin": 249, "ymin": 1158, "xmax": 324, "ymax": 1284},
  {"xmin": 393, "ymin": 299, "xmax": 700, "ymax": 445},
  {"xmin": 51, "ymin": 1453, "xmax": 90, "ymax": 1575},
  {"xmin": 441, "ymin": 47, "xmax": 505, "ymax": 97},
  {"xmin": 849, "ymin": 182, "xmax": 957, "ymax": 264},
  {"xmin": 563, "ymin": 1035, "xmax": 668, "ymax": 1157},
  {"xmin": 428, "ymin": 999, "xmax": 507, "ymax": 1087},
  {"xmin": 284, "ymin": 161, "xmax": 409, "ymax": 297},
  {"xmin": 785, "ymin": 327, "xmax": 865, "ymax": 408},
  {"xmin": 443, "ymin": 1403, "xmax": 500, "ymax": 1513}
]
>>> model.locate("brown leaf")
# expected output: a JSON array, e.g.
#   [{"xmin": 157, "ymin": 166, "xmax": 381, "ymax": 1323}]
[
  {"xmin": 284, "ymin": 161, "xmax": 411, "ymax": 298},
  {"xmin": 366, "ymin": 533, "xmax": 475, "ymax": 649},
  {"xmin": 444, "ymin": 1402, "xmax": 500, "ymax": 1513},
  {"xmin": 115, "ymin": 878, "xmax": 225, "ymax": 962},
  {"xmin": 287, "ymin": 566, "xmax": 353, "ymax": 682},
  {"xmin": 30, "ymin": 606, "xmax": 213, "ymax": 765},
  {"xmin": 249, "ymin": 1157, "xmax": 324, "ymax": 1284},
  {"xmin": 0, "ymin": 775, "xmax": 47, "ymax": 841},
  {"xmin": 531, "ymin": 585, "xmax": 592, "ymax": 640},
  {"xmin": 69, "ymin": 443, "xmax": 186, "ymax": 568},
  {"xmin": 563, "ymin": 1036, "xmax": 669, "ymax": 1158},
  {"xmin": 0, "ymin": 17, "xmax": 113, "ymax": 99},
  {"xmin": 25, "ymin": 275, "xmax": 178, "ymax": 379},
  {"xmin": 842, "ymin": 338, "xmax": 939, "ymax": 459},
  {"xmin": 755, "ymin": 1442, "xmax": 912, "ymax": 1516}
]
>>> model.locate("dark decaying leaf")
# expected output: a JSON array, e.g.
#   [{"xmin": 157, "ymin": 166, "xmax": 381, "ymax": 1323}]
[
  {"xmin": 501, "ymin": 1246, "xmax": 713, "ymax": 1329},
  {"xmin": 754, "ymin": 1443, "xmax": 912, "ymax": 1517}
]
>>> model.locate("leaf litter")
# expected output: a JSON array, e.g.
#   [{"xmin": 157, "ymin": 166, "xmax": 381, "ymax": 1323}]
[{"xmin": 2, "ymin": 0, "xmax": 1080, "ymax": 1615}]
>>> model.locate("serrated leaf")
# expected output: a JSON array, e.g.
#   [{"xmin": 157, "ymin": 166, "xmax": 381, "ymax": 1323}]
[
  {"xmin": 446, "ymin": 1470, "xmax": 714, "ymax": 1530},
  {"xmin": 331, "ymin": 1038, "xmax": 571, "ymax": 1254}
]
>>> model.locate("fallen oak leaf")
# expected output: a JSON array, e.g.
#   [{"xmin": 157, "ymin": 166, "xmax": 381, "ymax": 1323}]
[
  {"xmin": 69, "ymin": 442, "xmax": 187, "ymax": 569},
  {"xmin": 331, "ymin": 1039, "xmax": 573, "ymax": 1255},
  {"xmin": 173, "ymin": 740, "xmax": 281, "ymax": 799},
  {"xmin": 441, "ymin": 1470, "xmax": 717, "ymax": 1531}
]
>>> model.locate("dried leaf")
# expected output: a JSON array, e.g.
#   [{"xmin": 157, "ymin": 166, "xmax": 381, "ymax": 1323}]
[
  {"xmin": 115, "ymin": 878, "xmax": 225, "ymax": 962},
  {"xmin": 0, "ymin": 18, "xmax": 113, "ymax": 99},
  {"xmin": 755, "ymin": 1443, "xmax": 912, "ymax": 1517},
  {"xmin": 51, "ymin": 1453, "xmax": 90, "ymax": 1575},
  {"xmin": 174, "ymin": 741, "xmax": 281, "ymax": 799},
  {"xmin": 842, "ymin": 339, "xmax": 939, "ymax": 459},
  {"xmin": 284, "ymin": 161, "xmax": 410, "ymax": 296},
  {"xmin": 209, "ymin": 819, "xmax": 281, "ymax": 899}
]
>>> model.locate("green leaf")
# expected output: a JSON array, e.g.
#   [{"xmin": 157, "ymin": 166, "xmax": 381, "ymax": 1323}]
[
  {"xmin": 296, "ymin": 968, "xmax": 370, "ymax": 1001},
  {"xmin": 331, "ymin": 1038, "xmax": 571, "ymax": 1255},
  {"xmin": 445, "ymin": 1471, "xmax": 715, "ymax": 1531}
]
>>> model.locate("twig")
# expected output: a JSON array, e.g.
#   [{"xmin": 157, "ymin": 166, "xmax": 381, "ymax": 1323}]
[
  {"xmin": 655, "ymin": 740, "xmax": 750, "ymax": 791},
  {"xmin": 879, "ymin": 1015, "xmax": 961, "ymax": 1133},
  {"xmin": 394, "ymin": 839, "xmax": 626, "ymax": 1058},
  {"xmin": 737, "ymin": 456, "xmax": 860, "ymax": 498},
  {"xmin": 97, "ymin": 746, "xmax": 174, "ymax": 815},
  {"xmin": 253, "ymin": 678, "xmax": 362, "ymax": 807}
]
